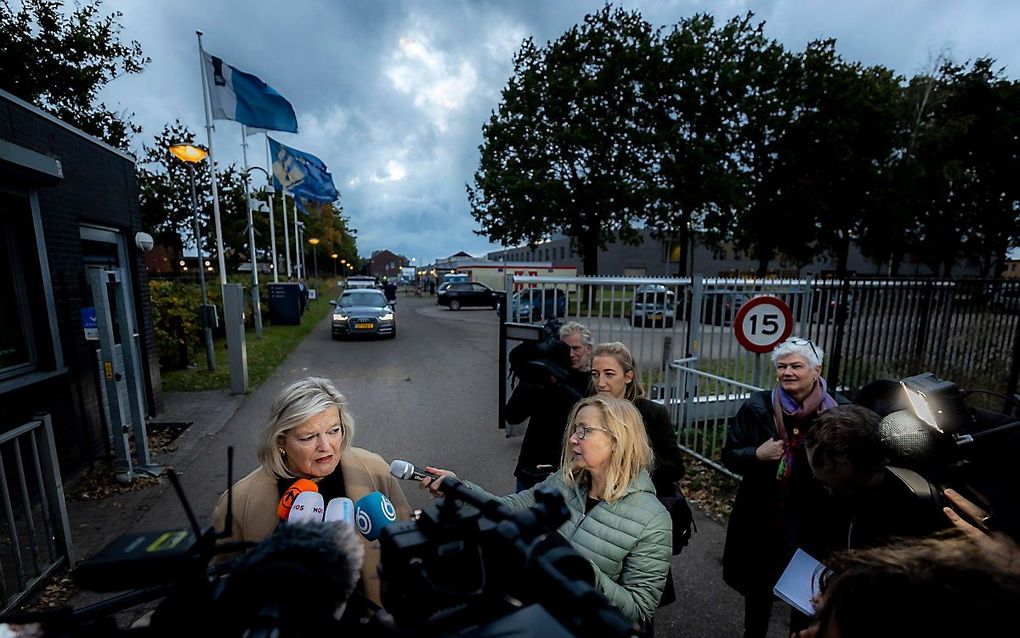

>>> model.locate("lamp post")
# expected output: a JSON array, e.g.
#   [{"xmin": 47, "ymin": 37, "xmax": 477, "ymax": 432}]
[
  {"xmin": 243, "ymin": 166, "xmax": 278, "ymax": 283},
  {"xmin": 168, "ymin": 142, "xmax": 215, "ymax": 371},
  {"xmin": 331, "ymin": 253, "xmax": 338, "ymax": 279},
  {"xmin": 308, "ymin": 238, "xmax": 320, "ymax": 279}
]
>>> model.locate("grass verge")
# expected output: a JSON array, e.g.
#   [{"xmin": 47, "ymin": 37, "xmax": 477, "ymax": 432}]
[{"xmin": 161, "ymin": 288, "xmax": 334, "ymax": 392}]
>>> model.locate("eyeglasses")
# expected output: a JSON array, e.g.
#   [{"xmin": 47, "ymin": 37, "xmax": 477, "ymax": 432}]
[
  {"xmin": 572, "ymin": 424, "xmax": 614, "ymax": 440},
  {"xmin": 787, "ymin": 338, "xmax": 818, "ymax": 360}
]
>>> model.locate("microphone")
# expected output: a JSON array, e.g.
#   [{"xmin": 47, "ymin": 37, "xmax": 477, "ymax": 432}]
[
  {"xmin": 218, "ymin": 522, "xmax": 365, "ymax": 636},
  {"xmin": 276, "ymin": 478, "xmax": 318, "ymax": 520},
  {"xmin": 324, "ymin": 497, "xmax": 355, "ymax": 526},
  {"xmin": 354, "ymin": 491, "xmax": 398, "ymax": 541},
  {"xmin": 389, "ymin": 459, "xmax": 440, "ymax": 482},
  {"xmin": 288, "ymin": 490, "xmax": 325, "ymax": 524}
]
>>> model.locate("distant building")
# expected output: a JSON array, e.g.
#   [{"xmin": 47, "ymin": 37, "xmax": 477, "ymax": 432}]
[
  {"xmin": 368, "ymin": 249, "xmax": 407, "ymax": 280},
  {"xmin": 487, "ymin": 228, "xmax": 987, "ymax": 278},
  {"xmin": 1003, "ymin": 259, "xmax": 1020, "ymax": 279}
]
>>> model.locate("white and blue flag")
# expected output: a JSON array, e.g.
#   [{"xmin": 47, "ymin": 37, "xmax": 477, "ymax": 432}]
[
  {"xmin": 203, "ymin": 52, "xmax": 298, "ymax": 133},
  {"xmin": 269, "ymin": 137, "xmax": 339, "ymax": 205}
]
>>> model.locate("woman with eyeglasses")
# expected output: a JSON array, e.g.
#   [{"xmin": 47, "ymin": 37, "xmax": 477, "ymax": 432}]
[
  {"xmin": 721, "ymin": 337, "xmax": 843, "ymax": 638},
  {"xmin": 420, "ymin": 396, "xmax": 672, "ymax": 631}
]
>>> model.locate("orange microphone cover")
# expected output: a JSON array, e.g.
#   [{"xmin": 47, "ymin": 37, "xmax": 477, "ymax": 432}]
[{"xmin": 276, "ymin": 478, "xmax": 319, "ymax": 520}]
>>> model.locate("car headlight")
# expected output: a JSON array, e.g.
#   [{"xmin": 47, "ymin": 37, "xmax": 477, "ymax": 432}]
[
  {"xmin": 379, "ymin": 312, "xmax": 394, "ymax": 321},
  {"xmin": 333, "ymin": 313, "xmax": 349, "ymax": 321}
]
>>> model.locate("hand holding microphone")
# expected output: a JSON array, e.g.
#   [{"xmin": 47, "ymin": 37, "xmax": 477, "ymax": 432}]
[{"xmin": 389, "ymin": 459, "xmax": 458, "ymax": 497}]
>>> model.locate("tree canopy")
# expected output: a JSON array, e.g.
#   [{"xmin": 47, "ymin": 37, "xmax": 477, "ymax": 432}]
[
  {"xmin": 0, "ymin": 0, "xmax": 149, "ymax": 149},
  {"xmin": 470, "ymin": 4, "xmax": 1020, "ymax": 278}
]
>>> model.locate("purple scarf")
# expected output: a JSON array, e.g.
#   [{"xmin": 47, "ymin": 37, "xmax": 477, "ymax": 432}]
[{"xmin": 772, "ymin": 377, "xmax": 837, "ymax": 481}]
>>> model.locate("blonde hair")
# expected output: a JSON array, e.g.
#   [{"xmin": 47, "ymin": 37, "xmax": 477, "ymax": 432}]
[
  {"xmin": 257, "ymin": 377, "xmax": 355, "ymax": 479},
  {"xmin": 559, "ymin": 396, "xmax": 652, "ymax": 502},
  {"xmin": 591, "ymin": 342, "xmax": 644, "ymax": 401}
]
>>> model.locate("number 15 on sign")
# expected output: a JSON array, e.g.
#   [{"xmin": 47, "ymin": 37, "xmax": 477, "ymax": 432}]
[{"xmin": 733, "ymin": 296, "xmax": 794, "ymax": 353}]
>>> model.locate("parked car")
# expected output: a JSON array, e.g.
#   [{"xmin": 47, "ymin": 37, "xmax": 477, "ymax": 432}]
[
  {"xmin": 330, "ymin": 289, "xmax": 395, "ymax": 339},
  {"xmin": 697, "ymin": 290, "xmax": 749, "ymax": 326},
  {"xmin": 510, "ymin": 288, "xmax": 567, "ymax": 322},
  {"xmin": 631, "ymin": 285, "xmax": 676, "ymax": 328},
  {"xmin": 437, "ymin": 281, "xmax": 502, "ymax": 311}
]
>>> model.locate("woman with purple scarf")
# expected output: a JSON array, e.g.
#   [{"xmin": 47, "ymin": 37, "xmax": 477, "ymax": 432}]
[{"xmin": 721, "ymin": 337, "xmax": 844, "ymax": 638}]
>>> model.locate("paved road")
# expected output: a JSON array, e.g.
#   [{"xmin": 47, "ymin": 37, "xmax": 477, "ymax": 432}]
[{"xmin": 120, "ymin": 294, "xmax": 790, "ymax": 637}]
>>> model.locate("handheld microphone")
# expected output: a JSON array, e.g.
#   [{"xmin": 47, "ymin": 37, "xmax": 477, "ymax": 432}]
[
  {"xmin": 354, "ymin": 491, "xmax": 398, "ymax": 541},
  {"xmin": 288, "ymin": 490, "xmax": 325, "ymax": 524},
  {"xmin": 276, "ymin": 478, "xmax": 319, "ymax": 520},
  {"xmin": 324, "ymin": 497, "xmax": 355, "ymax": 526},
  {"xmin": 389, "ymin": 459, "xmax": 441, "ymax": 482}
]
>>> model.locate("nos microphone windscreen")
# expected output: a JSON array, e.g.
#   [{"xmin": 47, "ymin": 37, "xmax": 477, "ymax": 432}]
[
  {"xmin": 324, "ymin": 497, "xmax": 355, "ymax": 526},
  {"xmin": 276, "ymin": 478, "xmax": 319, "ymax": 520},
  {"xmin": 354, "ymin": 491, "xmax": 398, "ymax": 541},
  {"xmin": 288, "ymin": 491, "xmax": 325, "ymax": 524}
]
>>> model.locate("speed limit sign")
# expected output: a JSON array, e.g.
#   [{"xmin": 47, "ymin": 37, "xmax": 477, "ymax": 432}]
[{"xmin": 732, "ymin": 296, "xmax": 793, "ymax": 353}]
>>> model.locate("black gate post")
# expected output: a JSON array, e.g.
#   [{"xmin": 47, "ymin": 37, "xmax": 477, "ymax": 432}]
[{"xmin": 827, "ymin": 276, "xmax": 852, "ymax": 393}]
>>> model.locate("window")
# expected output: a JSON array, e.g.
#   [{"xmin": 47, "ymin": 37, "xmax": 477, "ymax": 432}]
[{"xmin": 0, "ymin": 192, "xmax": 46, "ymax": 379}]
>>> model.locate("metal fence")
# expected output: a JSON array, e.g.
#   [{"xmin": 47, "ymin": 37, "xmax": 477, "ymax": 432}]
[
  {"xmin": 0, "ymin": 414, "xmax": 74, "ymax": 613},
  {"xmin": 505, "ymin": 274, "xmax": 1020, "ymax": 469}
]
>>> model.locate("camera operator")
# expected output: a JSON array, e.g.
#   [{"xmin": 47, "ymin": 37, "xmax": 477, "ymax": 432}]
[
  {"xmin": 421, "ymin": 396, "xmax": 672, "ymax": 633},
  {"xmin": 211, "ymin": 377, "xmax": 412, "ymax": 610},
  {"xmin": 804, "ymin": 405, "xmax": 951, "ymax": 552},
  {"xmin": 506, "ymin": 333, "xmax": 585, "ymax": 492},
  {"xmin": 559, "ymin": 321, "xmax": 595, "ymax": 390}
]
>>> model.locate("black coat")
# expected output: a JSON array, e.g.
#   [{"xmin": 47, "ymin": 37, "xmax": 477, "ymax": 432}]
[
  {"xmin": 633, "ymin": 398, "xmax": 686, "ymax": 497},
  {"xmin": 507, "ymin": 380, "xmax": 583, "ymax": 485},
  {"xmin": 721, "ymin": 390, "xmax": 841, "ymax": 595}
]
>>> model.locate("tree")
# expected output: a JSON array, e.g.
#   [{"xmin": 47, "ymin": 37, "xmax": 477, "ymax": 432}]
[
  {"xmin": 0, "ymin": 0, "xmax": 149, "ymax": 149},
  {"xmin": 644, "ymin": 13, "xmax": 757, "ymax": 276},
  {"xmin": 469, "ymin": 4, "xmax": 657, "ymax": 275}
]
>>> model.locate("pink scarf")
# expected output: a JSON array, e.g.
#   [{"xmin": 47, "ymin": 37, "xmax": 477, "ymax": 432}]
[{"xmin": 772, "ymin": 377, "xmax": 837, "ymax": 481}]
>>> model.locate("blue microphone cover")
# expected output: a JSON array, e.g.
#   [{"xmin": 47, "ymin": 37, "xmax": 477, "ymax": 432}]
[{"xmin": 354, "ymin": 491, "xmax": 398, "ymax": 541}]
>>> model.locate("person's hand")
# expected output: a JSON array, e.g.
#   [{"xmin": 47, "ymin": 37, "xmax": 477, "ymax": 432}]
[
  {"xmin": 420, "ymin": 467, "xmax": 457, "ymax": 498},
  {"xmin": 943, "ymin": 488, "xmax": 1020, "ymax": 569},
  {"xmin": 756, "ymin": 437, "xmax": 785, "ymax": 462},
  {"xmin": 791, "ymin": 626, "xmax": 818, "ymax": 638}
]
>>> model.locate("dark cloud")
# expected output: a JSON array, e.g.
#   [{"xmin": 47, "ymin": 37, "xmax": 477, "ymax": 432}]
[{"xmin": 98, "ymin": 0, "xmax": 1020, "ymax": 263}]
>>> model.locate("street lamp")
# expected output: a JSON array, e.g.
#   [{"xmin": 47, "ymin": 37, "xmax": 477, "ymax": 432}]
[
  {"xmin": 331, "ymin": 253, "xmax": 338, "ymax": 278},
  {"xmin": 308, "ymin": 237, "xmax": 320, "ymax": 279},
  {"xmin": 168, "ymin": 142, "xmax": 215, "ymax": 371}
]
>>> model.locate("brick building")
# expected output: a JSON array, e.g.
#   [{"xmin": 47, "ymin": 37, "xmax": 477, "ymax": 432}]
[
  {"xmin": 367, "ymin": 249, "xmax": 407, "ymax": 280},
  {"xmin": 0, "ymin": 89, "xmax": 161, "ymax": 477}
]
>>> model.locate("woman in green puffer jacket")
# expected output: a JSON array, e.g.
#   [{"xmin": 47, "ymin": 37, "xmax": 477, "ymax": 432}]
[{"xmin": 422, "ymin": 396, "xmax": 673, "ymax": 629}]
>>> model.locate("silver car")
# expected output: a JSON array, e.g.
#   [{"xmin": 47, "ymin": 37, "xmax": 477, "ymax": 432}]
[{"xmin": 330, "ymin": 289, "xmax": 395, "ymax": 339}]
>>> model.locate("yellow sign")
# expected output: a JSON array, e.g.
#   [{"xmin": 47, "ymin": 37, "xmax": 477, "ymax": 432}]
[{"xmin": 103, "ymin": 361, "xmax": 114, "ymax": 379}]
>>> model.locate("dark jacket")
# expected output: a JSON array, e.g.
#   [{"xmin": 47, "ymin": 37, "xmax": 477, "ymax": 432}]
[
  {"xmin": 721, "ymin": 390, "xmax": 840, "ymax": 595},
  {"xmin": 633, "ymin": 398, "xmax": 686, "ymax": 497},
  {"xmin": 507, "ymin": 379, "xmax": 583, "ymax": 486}
]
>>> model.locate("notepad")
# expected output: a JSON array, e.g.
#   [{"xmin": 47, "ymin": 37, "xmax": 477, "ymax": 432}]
[{"xmin": 773, "ymin": 548, "xmax": 825, "ymax": 616}]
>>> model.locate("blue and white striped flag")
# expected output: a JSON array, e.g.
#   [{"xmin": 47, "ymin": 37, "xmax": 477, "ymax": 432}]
[{"xmin": 203, "ymin": 52, "xmax": 298, "ymax": 133}]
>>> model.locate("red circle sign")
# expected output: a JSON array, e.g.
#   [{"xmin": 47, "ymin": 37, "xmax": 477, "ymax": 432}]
[{"xmin": 732, "ymin": 296, "xmax": 794, "ymax": 353}]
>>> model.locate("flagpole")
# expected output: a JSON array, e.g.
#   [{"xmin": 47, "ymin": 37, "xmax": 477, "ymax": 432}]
[
  {"xmin": 269, "ymin": 135, "xmax": 293, "ymax": 278},
  {"xmin": 196, "ymin": 31, "xmax": 228, "ymax": 285},
  {"xmin": 294, "ymin": 200, "xmax": 302, "ymax": 279},
  {"xmin": 263, "ymin": 134, "xmax": 279, "ymax": 283},
  {"xmin": 241, "ymin": 125, "xmax": 263, "ymax": 338}
]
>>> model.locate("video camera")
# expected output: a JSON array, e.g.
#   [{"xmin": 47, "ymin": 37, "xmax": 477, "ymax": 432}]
[
  {"xmin": 1, "ymin": 451, "xmax": 638, "ymax": 638},
  {"xmin": 507, "ymin": 318, "xmax": 570, "ymax": 387},
  {"xmin": 860, "ymin": 372, "xmax": 1020, "ymax": 538}
]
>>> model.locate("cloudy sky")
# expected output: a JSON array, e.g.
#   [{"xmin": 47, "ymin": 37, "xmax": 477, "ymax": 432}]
[{"xmin": 96, "ymin": 0, "xmax": 1020, "ymax": 264}]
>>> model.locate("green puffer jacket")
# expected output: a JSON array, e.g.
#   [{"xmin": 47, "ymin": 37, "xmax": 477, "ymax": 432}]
[{"xmin": 469, "ymin": 469, "xmax": 672, "ymax": 624}]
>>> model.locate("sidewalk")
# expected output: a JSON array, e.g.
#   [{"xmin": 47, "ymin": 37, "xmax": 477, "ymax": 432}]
[{"xmin": 58, "ymin": 390, "xmax": 245, "ymax": 615}]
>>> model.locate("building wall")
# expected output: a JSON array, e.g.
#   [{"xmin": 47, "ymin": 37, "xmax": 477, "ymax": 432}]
[
  {"xmin": 487, "ymin": 228, "xmax": 984, "ymax": 278},
  {"xmin": 0, "ymin": 91, "xmax": 160, "ymax": 476}
]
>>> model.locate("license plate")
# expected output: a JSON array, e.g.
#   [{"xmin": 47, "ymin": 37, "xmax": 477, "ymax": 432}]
[{"xmin": 354, "ymin": 322, "xmax": 374, "ymax": 329}]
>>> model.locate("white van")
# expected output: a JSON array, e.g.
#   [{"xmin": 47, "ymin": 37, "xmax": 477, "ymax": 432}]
[{"xmin": 345, "ymin": 275, "xmax": 378, "ymax": 290}]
